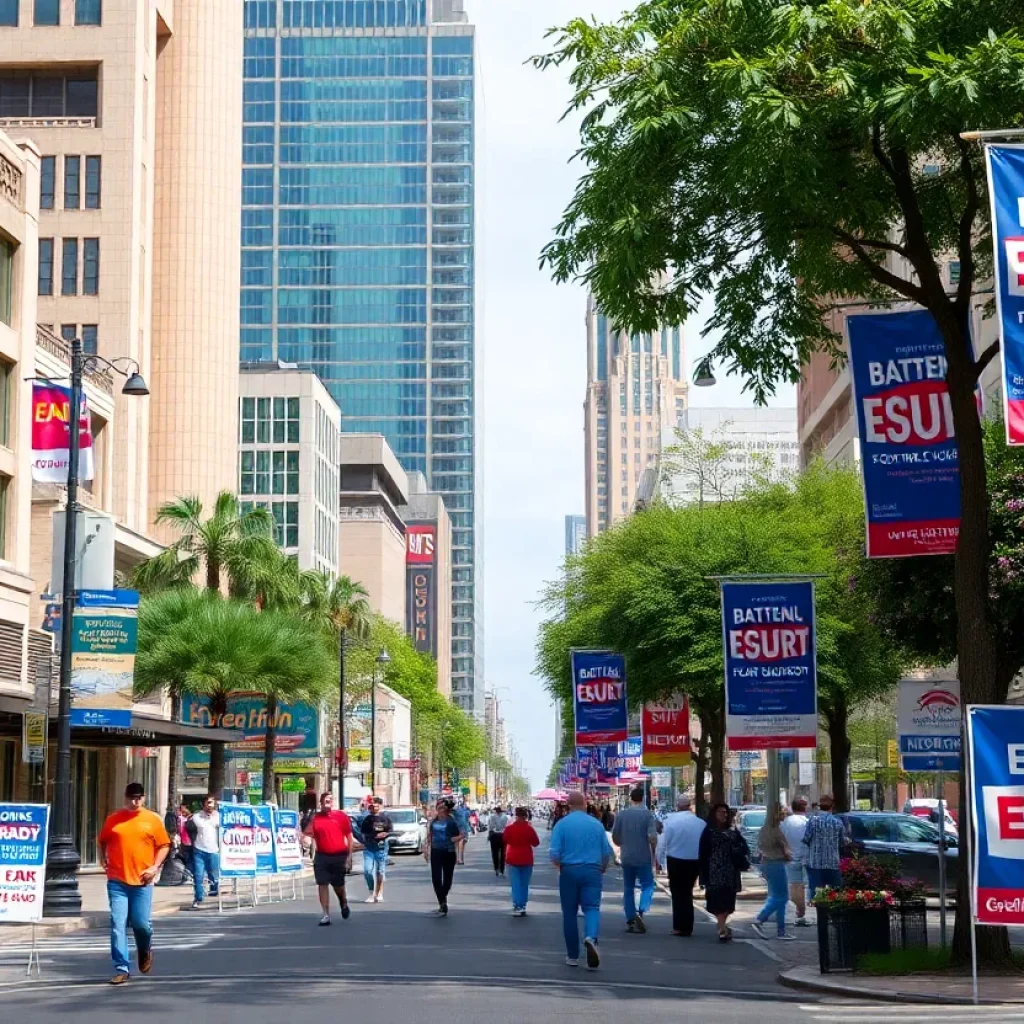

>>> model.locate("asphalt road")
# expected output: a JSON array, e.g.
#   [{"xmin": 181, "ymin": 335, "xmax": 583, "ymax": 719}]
[{"xmin": 0, "ymin": 835, "xmax": 1009, "ymax": 1023}]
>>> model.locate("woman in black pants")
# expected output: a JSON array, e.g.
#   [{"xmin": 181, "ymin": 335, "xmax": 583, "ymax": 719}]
[
  {"xmin": 487, "ymin": 806, "xmax": 508, "ymax": 875},
  {"xmin": 425, "ymin": 800, "xmax": 464, "ymax": 916}
]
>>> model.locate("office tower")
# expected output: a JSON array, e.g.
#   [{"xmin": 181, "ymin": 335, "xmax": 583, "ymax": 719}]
[
  {"xmin": 241, "ymin": 0, "xmax": 480, "ymax": 715},
  {"xmin": 564, "ymin": 513, "xmax": 586, "ymax": 557},
  {"xmin": 583, "ymin": 293, "xmax": 689, "ymax": 537}
]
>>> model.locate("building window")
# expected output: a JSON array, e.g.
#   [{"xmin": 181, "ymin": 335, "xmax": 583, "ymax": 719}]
[
  {"xmin": 38, "ymin": 238, "xmax": 53, "ymax": 295},
  {"xmin": 83, "ymin": 238, "xmax": 99, "ymax": 294},
  {"xmin": 0, "ymin": 475, "xmax": 7, "ymax": 558},
  {"xmin": 287, "ymin": 450, "xmax": 299, "ymax": 494},
  {"xmin": 240, "ymin": 396, "xmax": 255, "ymax": 443},
  {"xmin": 61, "ymin": 323, "xmax": 76, "ymax": 343},
  {"xmin": 256, "ymin": 397, "xmax": 271, "ymax": 443},
  {"xmin": 40, "ymin": 156, "xmax": 55, "ymax": 209},
  {"xmin": 81, "ymin": 324, "xmax": 97, "ymax": 354},
  {"xmin": 255, "ymin": 450, "xmax": 270, "ymax": 494},
  {"xmin": 75, "ymin": 0, "xmax": 101, "ymax": 25},
  {"xmin": 34, "ymin": 0, "xmax": 59, "ymax": 25},
  {"xmin": 61, "ymin": 238, "xmax": 78, "ymax": 295},
  {"xmin": 0, "ymin": 0, "xmax": 17, "ymax": 25},
  {"xmin": 0, "ymin": 360, "xmax": 11, "ymax": 447},
  {"xmin": 85, "ymin": 156, "xmax": 101, "ymax": 208},
  {"xmin": 239, "ymin": 451, "xmax": 255, "ymax": 495},
  {"xmin": 949, "ymin": 260, "xmax": 961, "ymax": 285},
  {"xmin": 287, "ymin": 397, "xmax": 300, "ymax": 443},
  {"xmin": 0, "ymin": 239, "xmax": 11, "ymax": 326},
  {"xmin": 64, "ymin": 155, "xmax": 81, "ymax": 209},
  {"xmin": 0, "ymin": 73, "xmax": 98, "ymax": 118}
]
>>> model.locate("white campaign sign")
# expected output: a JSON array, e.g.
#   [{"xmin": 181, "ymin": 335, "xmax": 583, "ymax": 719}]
[{"xmin": 0, "ymin": 803, "xmax": 50, "ymax": 923}]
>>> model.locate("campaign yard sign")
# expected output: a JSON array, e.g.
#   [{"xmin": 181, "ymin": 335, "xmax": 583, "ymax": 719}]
[
  {"xmin": 252, "ymin": 805, "xmax": 277, "ymax": 876},
  {"xmin": 984, "ymin": 144, "xmax": 1024, "ymax": 445},
  {"xmin": 0, "ymin": 804, "xmax": 50, "ymax": 923},
  {"xmin": 966, "ymin": 706, "xmax": 1024, "ymax": 925},
  {"xmin": 848, "ymin": 309, "xmax": 961, "ymax": 558},
  {"xmin": 722, "ymin": 581, "xmax": 818, "ymax": 750},
  {"xmin": 219, "ymin": 804, "xmax": 257, "ymax": 878},
  {"xmin": 273, "ymin": 809, "xmax": 303, "ymax": 873},
  {"xmin": 642, "ymin": 695, "xmax": 692, "ymax": 768},
  {"xmin": 898, "ymin": 678, "xmax": 961, "ymax": 772},
  {"xmin": 571, "ymin": 651, "xmax": 628, "ymax": 746}
]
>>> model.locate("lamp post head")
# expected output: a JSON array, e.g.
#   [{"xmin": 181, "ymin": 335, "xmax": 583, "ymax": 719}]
[
  {"xmin": 376, "ymin": 649, "xmax": 391, "ymax": 666},
  {"xmin": 121, "ymin": 372, "xmax": 150, "ymax": 397},
  {"xmin": 693, "ymin": 358, "xmax": 717, "ymax": 388}
]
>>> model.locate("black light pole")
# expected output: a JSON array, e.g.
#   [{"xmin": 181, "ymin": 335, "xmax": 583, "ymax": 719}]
[
  {"xmin": 338, "ymin": 627, "xmax": 346, "ymax": 808},
  {"xmin": 369, "ymin": 649, "xmax": 391, "ymax": 796},
  {"xmin": 42, "ymin": 339, "xmax": 149, "ymax": 916}
]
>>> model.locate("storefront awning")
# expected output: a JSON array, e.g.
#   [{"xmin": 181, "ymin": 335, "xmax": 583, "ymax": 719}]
[
  {"xmin": 0, "ymin": 706, "xmax": 243, "ymax": 748},
  {"xmin": 0, "ymin": 692, "xmax": 33, "ymax": 715}
]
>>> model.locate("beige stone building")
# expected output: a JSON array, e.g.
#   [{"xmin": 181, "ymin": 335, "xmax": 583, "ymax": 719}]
[
  {"xmin": 239, "ymin": 363, "xmax": 341, "ymax": 578},
  {"xmin": 583, "ymin": 292, "xmax": 689, "ymax": 537},
  {"xmin": 0, "ymin": 1, "xmax": 244, "ymax": 856}
]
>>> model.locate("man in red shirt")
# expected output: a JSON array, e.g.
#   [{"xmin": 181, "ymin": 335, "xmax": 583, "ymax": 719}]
[{"xmin": 303, "ymin": 792, "xmax": 353, "ymax": 925}]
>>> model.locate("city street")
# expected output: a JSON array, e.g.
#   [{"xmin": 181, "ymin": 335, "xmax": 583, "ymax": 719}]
[{"xmin": 0, "ymin": 836, "xmax": 1014, "ymax": 1023}]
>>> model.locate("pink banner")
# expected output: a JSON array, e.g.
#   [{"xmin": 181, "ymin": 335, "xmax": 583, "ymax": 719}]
[{"xmin": 31, "ymin": 383, "xmax": 94, "ymax": 483}]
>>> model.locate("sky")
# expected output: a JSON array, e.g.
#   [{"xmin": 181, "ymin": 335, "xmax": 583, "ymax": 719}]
[{"xmin": 471, "ymin": 1, "xmax": 795, "ymax": 789}]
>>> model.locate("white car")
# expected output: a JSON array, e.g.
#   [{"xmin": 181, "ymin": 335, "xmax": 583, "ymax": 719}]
[
  {"xmin": 902, "ymin": 798, "xmax": 958, "ymax": 834},
  {"xmin": 385, "ymin": 806, "xmax": 428, "ymax": 854}
]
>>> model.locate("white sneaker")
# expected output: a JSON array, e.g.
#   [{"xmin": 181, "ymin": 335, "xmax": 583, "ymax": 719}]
[
  {"xmin": 318, "ymin": 914, "xmax": 331, "ymax": 926},
  {"xmin": 777, "ymin": 933, "xmax": 796, "ymax": 941},
  {"xmin": 795, "ymin": 917, "xmax": 811, "ymax": 928},
  {"xmin": 565, "ymin": 957, "xmax": 579, "ymax": 967},
  {"xmin": 584, "ymin": 937, "xmax": 600, "ymax": 970},
  {"xmin": 376, "ymin": 894, "xmax": 384, "ymax": 903},
  {"xmin": 365, "ymin": 896, "xmax": 377, "ymax": 903},
  {"xmin": 750, "ymin": 922, "xmax": 768, "ymax": 940}
]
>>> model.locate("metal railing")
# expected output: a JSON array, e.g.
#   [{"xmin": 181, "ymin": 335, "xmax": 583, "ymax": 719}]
[{"xmin": 36, "ymin": 325, "xmax": 114, "ymax": 394}]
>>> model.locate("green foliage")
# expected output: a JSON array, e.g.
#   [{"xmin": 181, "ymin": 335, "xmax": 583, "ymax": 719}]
[{"xmin": 536, "ymin": 0, "xmax": 1024, "ymax": 397}]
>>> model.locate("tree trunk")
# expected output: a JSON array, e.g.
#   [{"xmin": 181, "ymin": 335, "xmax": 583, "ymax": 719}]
[
  {"xmin": 206, "ymin": 692, "xmax": 229, "ymax": 797},
  {"xmin": 706, "ymin": 704, "xmax": 726, "ymax": 805},
  {"xmin": 261, "ymin": 692, "xmax": 278, "ymax": 803},
  {"xmin": 694, "ymin": 727, "xmax": 710, "ymax": 819},
  {"xmin": 935, "ymin": 311, "xmax": 1012, "ymax": 965},
  {"xmin": 166, "ymin": 687, "xmax": 182, "ymax": 810},
  {"xmin": 825, "ymin": 699, "xmax": 852, "ymax": 813}
]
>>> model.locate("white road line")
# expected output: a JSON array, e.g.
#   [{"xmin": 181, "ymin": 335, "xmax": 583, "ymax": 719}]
[{"xmin": 798, "ymin": 1007, "xmax": 1020, "ymax": 1021}]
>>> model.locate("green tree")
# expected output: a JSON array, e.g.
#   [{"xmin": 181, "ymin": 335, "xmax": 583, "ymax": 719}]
[
  {"xmin": 661, "ymin": 422, "xmax": 740, "ymax": 507},
  {"xmin": 536, "ymin": 0, "xmax": 1024, "ymax": 961}
]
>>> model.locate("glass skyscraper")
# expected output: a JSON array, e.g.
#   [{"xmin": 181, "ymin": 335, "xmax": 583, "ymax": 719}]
[{"xmin": 241, "ymin": 0, "xmax": 480, "ymax": 715}]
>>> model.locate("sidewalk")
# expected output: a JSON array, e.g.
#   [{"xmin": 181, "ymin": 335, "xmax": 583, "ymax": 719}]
[{"xmin": 779, "ymin": 965, "xmax": 1024, "ymax": 1005}]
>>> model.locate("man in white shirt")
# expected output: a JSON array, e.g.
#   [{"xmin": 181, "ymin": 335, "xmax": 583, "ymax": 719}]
[
  {"xmin": 780, "ymin": 796, "xmax": 810, "ymax": 927},
  {"xmin": 187, "ymin": 794, "xmax": 220, "ymax": 908},
  {"xmin": 655, "ymin": 796, "xmax": 706, "ymax": 936}
]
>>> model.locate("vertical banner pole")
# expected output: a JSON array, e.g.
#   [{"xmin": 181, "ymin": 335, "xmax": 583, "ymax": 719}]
[
  {"xmin": 964, "ymin": 711, "xmax": 979, "ymax": 1005},
  {"xmin": 937, "ymin": 766, "xmax": 947, "ymax": 950}
]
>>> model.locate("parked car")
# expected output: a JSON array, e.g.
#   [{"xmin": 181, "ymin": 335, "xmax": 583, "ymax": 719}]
[
  {"xmin": 839, "ymin": 812, "xmax": 957, "ymax": 896},
  {"xmin": 385, "ymin": 806, "xmax": 428, "ymax": 855},
  {"xmin": 902, "ymin": 798, "xmax": 959, "ymax": 833},
  {"xmin": 736, "ymin": 806, "xmax": 766, "ymax": 863}
]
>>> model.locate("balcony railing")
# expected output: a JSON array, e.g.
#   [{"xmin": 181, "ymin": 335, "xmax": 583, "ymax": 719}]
[
  {"xmin": 0, "ymin": 151, "xmax": 22, "ymax": 208},
  {"xmin": 0, "ymin": 116, "xmax": 96, "ymax": 130},
  {"xmin": 36, "ymin": 325, "xmax": 114, "ymax": 394}
]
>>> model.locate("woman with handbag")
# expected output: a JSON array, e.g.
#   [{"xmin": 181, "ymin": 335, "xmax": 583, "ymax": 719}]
[
  {"xmin": 750, "ymin": 806, "xmax": 795, "ymax": 941},
  {"xmin": 698, "ymin": 803, "xmax": 749, "ymax": 942}
]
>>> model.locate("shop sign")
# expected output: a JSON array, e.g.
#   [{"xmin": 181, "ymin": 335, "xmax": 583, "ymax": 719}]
[
  {"xmin": 22, "ymin": 712, "xmax": 46, "ymax": 765},
  {"xmin": 0, "ymin": 804, "xmax": 50, "ymax": 923}
]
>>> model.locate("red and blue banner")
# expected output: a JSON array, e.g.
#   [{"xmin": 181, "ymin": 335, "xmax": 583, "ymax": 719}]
[
  {"xmin": 642, "ymin": 695, "xmax": 692, "ymax": 767},
  {"xmin": 966, "ymin": 705, "xmax": 1024, "ymax": 925},
  {"xmin": 273, "ymin": 809, "xmax": 303, "ymax": 873},
  {"xmin": 722, "ymin": 581, "xmax": 818, "ymax": 750},
  {"xmin": 252, "ymin": 804, "xmax": 277, "ymax": 876},
  {"xmin": 571, "ymin": 650, "xmax": 628, "ymax": 746},
  {"xmin": 219, "ymin": 805, "xmax": 257, "ymax": 878},
  {"xmin": 985, "ymin": 144, "xmax": 1024, "ymax": 445},
  {"xmin": 0, "ymin": 804, "xmax": 50, "ymax": 923},
  {"xmin": 30, "ymin": 382, "xmax": 94, "ymax": 483},
  {"xmin": 848, "ymin": 309, "xmax": 961, "ymax": 558}
]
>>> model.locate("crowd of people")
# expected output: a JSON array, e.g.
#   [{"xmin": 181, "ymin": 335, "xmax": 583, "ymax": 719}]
[{"xmin": 93, "ymin": 777, "xmax": 846, "ymax": 984}]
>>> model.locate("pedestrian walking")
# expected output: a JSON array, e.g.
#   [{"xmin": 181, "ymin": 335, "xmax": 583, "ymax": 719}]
[
  {"xmin": 98, "ymin": 782, "xmax": 172, "ymax": 985},
  {"xmin": 780, "ymin": 796, "xmax": 811, "ymax": 927},
  {"xmin": 487, "ymin": 805, "xmax": 509, "ymax": 875},
  {"xmin": 802, "ymin": 793, "xmax": 845, "ymax": 897},
  {"xmin": 452, "ymin": 800, "xmax": 471, "ymax": 864},
  {"xmin": 503, "ymin": 806, "xmax": 540, "ymax": 916},
  {"xmin": 550, "ymin": 790, "xmax": 614, "ymax": 970},
  {"xmin": 185, "ymin": 794, "xmax": 220, "ymax": 908},
  {"xmin": 360, "ymin": 800, "xmax": 393, "ymax": 903},
  {"xmin": 750, "ymin": 806, "xmax": 795, "ymax": 941},
  {"xmin": 655, "ymin": 795, "xmax": 705, "ymax": 936},
  {"xmin": 698, "ymin": 803, "xmax": 749, "ymax": 942},
  {"xmin": 303, "ymin": 792, "xmax": 353, "ymax": 926},
  {"xmin": 600, "ymin": 804, "xmax": 615, "ymax": 831},
  {"xmin": 425, "ymin": 799, "xmax": 464, "ymax": 915},
  {"xmin": 612, "ymin": 787, "xmax": 658, "ymax": 934}
]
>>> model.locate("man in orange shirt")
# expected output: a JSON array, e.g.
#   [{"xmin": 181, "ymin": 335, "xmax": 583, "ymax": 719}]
[{"xmin": 98, "ymin": 782, "xmax": 172, "ymax": 984}]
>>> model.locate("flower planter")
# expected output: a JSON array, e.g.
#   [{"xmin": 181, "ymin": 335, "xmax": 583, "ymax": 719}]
[
  {"xmin": 816, "ymin": 905, "xmax": 891, "ymax": 973},
  {"xmin": 890, "ymin": 902, "xmax": 928, "ymax": 953}
]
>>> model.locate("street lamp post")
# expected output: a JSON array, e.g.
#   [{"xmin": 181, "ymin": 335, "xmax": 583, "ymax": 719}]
[
  {"xmin": 338, "ymin": 628, "xmax": 347, "ymax": 808},
  {"xmin": 43, "ymin": 338, "xmax": 149, "ymax": 917},
  {"xmin": 369, "ymin": 649, "xmax": 390, "ymax": 796}
]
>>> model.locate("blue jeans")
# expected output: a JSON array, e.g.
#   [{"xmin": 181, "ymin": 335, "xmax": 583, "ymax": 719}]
[
  {"xmin": 806, "ymin": 866, "xmax": 842, "ymax": 899},
  {"xmin": 757, "ymin": 860, "xmax": 789, "ymax": 936},
  {"xmin": 363, "ymin": 848, "xmax": 388, "ymax": 891},
  {"xmin": 558, "ymin": 863, "xmax": 602, "ymax": 958},
  {"xmin": 508, "ymin": 864, "xmax": 533, "ymax": 909},
  {"xmin": 621, "ymin": 861, "xmax": 655, "ymax": 921},
  {"xmin": 192, "ymin": 849, "xmax": 220, "ymax": 903},
  {"xmin": 107, "ymin": 880, "xmax": 153, "ymax": 975}
]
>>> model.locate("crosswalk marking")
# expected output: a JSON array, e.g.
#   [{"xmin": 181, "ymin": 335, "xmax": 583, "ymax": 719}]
[{"xmin": 798, "ymin": 1004, "xmax": 1020, "ymax": 1022}]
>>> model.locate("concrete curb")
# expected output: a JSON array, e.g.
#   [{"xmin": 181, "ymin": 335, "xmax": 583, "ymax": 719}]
[{"xmin": 777, "ymin": 966, "xmax": 1024, "ymax": 1006}]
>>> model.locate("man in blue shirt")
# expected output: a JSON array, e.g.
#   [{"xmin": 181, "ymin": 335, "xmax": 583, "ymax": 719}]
[{"xmin": 550, "ymin": 790, "xmax": 613, "ymax": 969}]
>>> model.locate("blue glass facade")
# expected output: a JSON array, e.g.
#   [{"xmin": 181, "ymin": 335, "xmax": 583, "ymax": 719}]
[{"xmin": 242, "ymin": 0, "xmax": 479, "ymax": 715}]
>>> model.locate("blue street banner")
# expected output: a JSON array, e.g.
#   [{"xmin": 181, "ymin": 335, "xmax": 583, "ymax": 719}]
[
  {"xmin": 985, "ymin": 144, "xmax": 1024, "ymax": 446},
  {"xmin": 0, "ymin": 804, "xmax": 50, "ymax": 923},
  {"xmin": 966, "ymin": 706, "xmax": 1024, "ymax": 925},
  {"xmin": 273, "ymin": 809, "xmax": 303, "ymax": 873},
  {"xmin": 722, "ymin": 581, "xmax": 818, "ymax": 750},
  {"xmin": 571, "ymin": 650, "xmax": 628, "ymax": 746},
  {"xmin": 219, "ymin": 804, "xmax": 257, "ymax": 878},
  {"xmin": 848, "ymin": 309, "xmax": 961, "ymax": 558},
  {"xmin": 897, "ymin": 678, "xmax": 961, "ymax": 772},
  {"xmin": 252, "ymin": 805, "xmax": 277, "ymax": 876}
]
